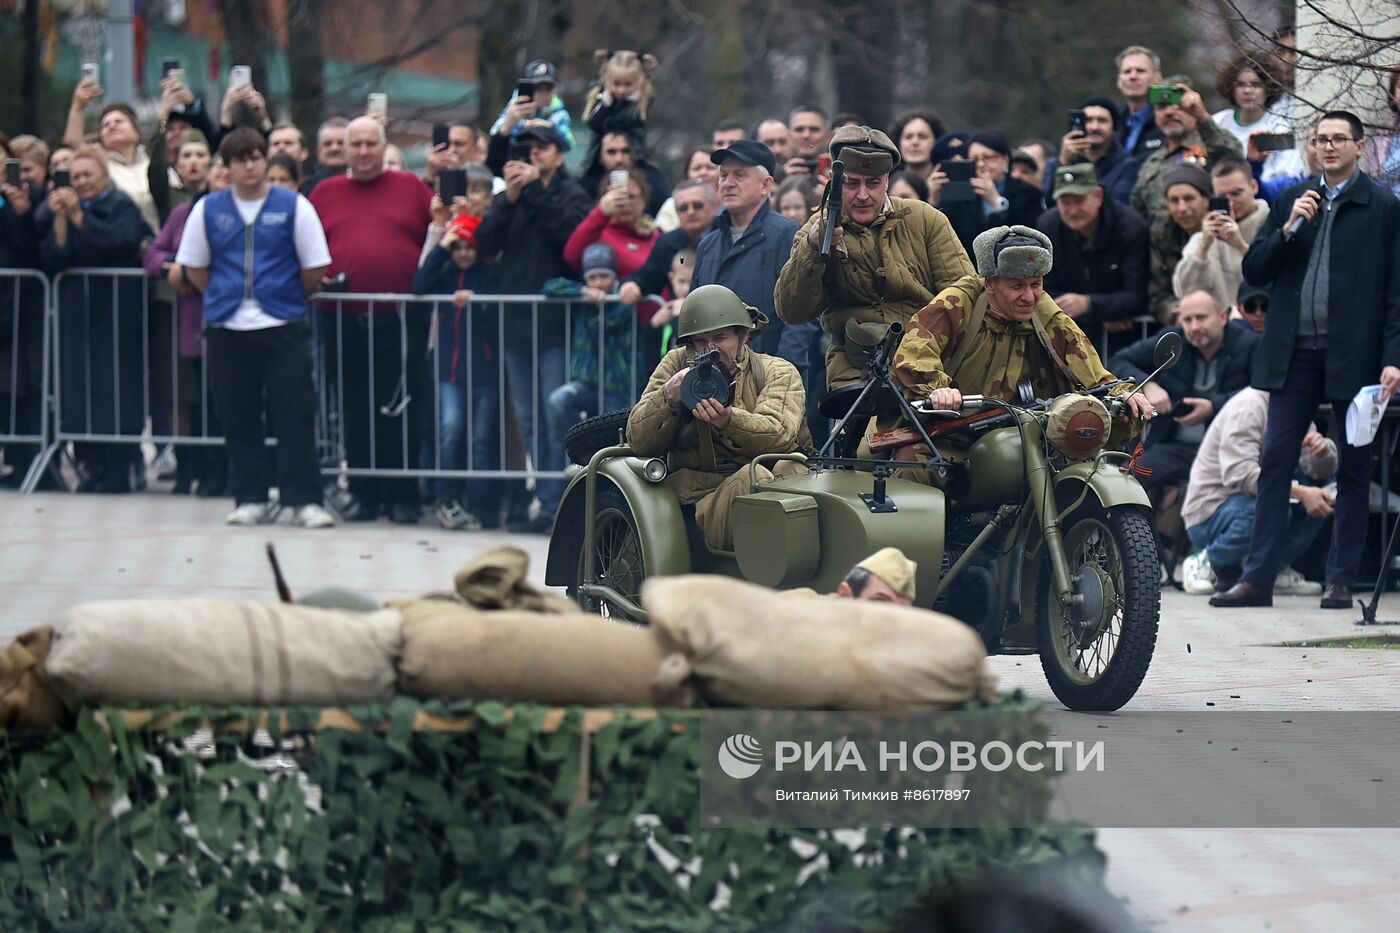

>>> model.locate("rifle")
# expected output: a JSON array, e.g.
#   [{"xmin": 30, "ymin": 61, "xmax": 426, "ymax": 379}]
[
  {"xmin": 819, "ymin": 159, "xmax": 845, "ymax": 264},
  {"xmin": 266, "ymin": 543, "xmax": 293, "ymax": 603}
]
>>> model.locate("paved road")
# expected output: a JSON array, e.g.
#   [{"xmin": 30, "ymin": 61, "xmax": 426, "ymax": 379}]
[{"xmin": 5, "ymin": 492, "xmax": 1400, "ymax": 931}]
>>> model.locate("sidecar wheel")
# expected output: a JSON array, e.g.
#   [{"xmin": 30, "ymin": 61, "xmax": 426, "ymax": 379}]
[
  {"xmin": 1036, "ymin": 506, "xmax": 1159, "ymax": 711},
  {"xmin": 567, "ymin": 485, "xmax": 648, "ymax": 623},
  {"xmin": 565, "ymin": 408, "xmax": 633, "ymax": 466}
]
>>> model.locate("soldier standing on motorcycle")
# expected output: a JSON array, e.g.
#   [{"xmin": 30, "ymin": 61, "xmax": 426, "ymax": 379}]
[
  {"xmin": 775, "ymin": 125, "xmax": 975, "ymax": 392},
  {"xmin": 627, "ymin": 284, "xmax": 811, "ymax": 550},
  {"xmin": 893, "ymin": 225, "xmax": 1157, "ymax": 423}
]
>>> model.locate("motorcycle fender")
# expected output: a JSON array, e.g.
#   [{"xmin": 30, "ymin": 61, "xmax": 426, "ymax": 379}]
[
  {"xmin": 544, "ymin": 458, "xmax": 693, "ymax": 587},
  {"xmin": 1054, "ymin": 459, "xmax": 1152, "ymax": 512}
]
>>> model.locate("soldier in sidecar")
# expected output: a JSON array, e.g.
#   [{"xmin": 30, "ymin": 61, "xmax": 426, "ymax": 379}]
[{"xmin": 625, "ymin": 283, "xmax": 810, "ymax": 551}]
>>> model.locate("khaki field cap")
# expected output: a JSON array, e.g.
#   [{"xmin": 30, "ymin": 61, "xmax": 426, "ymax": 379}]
[
  {"xmin": 677, "ymin": 284, "xmax": 762, "ymax": 340},
  {"xmin": 1053, "ymin": 163, "xmax": 1100, "ymax": 199},
  {"xmin": 973, "ymin": 225, "xmax": 1054, "ymax": 278},
  {"xmin": 830, "ymin": 125, "xmax": 901, "ymax": 176},
  {"xmin": 856, "ymin": 547, "xmax": 918, "ymax": 601}
]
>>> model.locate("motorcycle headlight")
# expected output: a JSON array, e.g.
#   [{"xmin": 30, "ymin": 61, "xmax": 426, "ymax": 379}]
[{"xmin": 1045, "ymin": 395, "xmax": 1111, "ymax": 461}]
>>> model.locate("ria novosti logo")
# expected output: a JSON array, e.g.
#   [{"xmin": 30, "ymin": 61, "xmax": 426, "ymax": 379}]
[{"xmin": 717, "ymin": 734, "xmax": 764, "ymax": 779}]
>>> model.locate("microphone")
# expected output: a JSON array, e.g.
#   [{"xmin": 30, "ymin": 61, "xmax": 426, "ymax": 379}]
[{"xmin": 1285, "ymin": 181, "xmax": 1327, "ymax": 237}]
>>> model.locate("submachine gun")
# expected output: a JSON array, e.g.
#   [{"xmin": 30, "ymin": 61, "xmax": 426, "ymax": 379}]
[{"xmin": 819, "ymin": 159, "xmax": 845, "ymax": 263}]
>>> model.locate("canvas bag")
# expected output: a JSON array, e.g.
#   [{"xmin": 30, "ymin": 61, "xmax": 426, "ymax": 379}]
[
  {"xmin": 643, "ymin": 576, "xmax": 998, "ymax": 710},
  {"xmin": 46, "ymin": 600, "xmax": 403, "ymax": 708},
  {"xmin": 396, "ymin": 599, "xmax": 680, "ymax": 706}
]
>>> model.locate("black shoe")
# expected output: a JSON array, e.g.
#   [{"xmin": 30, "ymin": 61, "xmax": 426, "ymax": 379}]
[
  {"xmin": 1320, "ymin": 584, "xmax": 1353, "ymax": 610},
  {"xmin": 1213, "ymin": 563, "xmax": 1242, "ymax": 593},
  {"xmin": 389, "ymin": 501, "xmax": 422, "ymax": 525},
  {"xmin": 507, "ymin": 513, "xmax": 555, "ymax": 535},
  {"xmin": 1209, "ymin": 580, "xmax": 1273, "ymax": 607}
]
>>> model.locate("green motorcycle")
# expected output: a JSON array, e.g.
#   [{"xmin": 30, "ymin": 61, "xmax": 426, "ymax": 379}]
[{"xmin": 546, "ymin": 328, "xmax": 1182, "ymax": 712}]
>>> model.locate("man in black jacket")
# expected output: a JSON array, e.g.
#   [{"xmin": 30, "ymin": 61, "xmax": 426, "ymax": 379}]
[
  {"xmin": 1109, "ymin": 288, "xmax": 1258, "ymax": 493},
  {"xmin": 940, "ymin": 130, "xmax": 1044, "ymax": 254},
  {"xmin": 475, "ymin": 123, "xmax": 591, "ymax": 532},
  {"xmin": 1039, "ymin": 95, "xmax": 1141, "ymax": 205},
  {"xmin": 1213, "ymin": 111, "xmax": 1400, "ymax": 609},
  {"xmin": 1037, "ymin": 163, "xmax": 1150, "ymax": 359}
]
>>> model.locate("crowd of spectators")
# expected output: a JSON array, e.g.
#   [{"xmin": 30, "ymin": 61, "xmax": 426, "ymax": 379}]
[{"xmin": 2, "ymin": 26, "xmax": 1399, "ymax": 601}]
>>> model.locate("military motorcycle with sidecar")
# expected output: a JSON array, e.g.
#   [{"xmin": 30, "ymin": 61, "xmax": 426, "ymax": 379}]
[{"xmin": 545, "ymin": 324, "xmax": 1183, "ymax": 711}]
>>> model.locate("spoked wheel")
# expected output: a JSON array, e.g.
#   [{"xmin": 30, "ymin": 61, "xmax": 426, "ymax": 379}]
[
  {"xmin": 568, "ymin": 485, "xmax": 647, "ymax": 623},
  {"xmin": 1036, "ymin": 506, "xmax": 1160, "ymax": 711}
]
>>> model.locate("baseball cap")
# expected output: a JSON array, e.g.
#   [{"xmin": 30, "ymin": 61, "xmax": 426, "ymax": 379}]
[
  {"xmin": 449, "ymin": 213, "xmax": 481, "ymax": 246},
  {"xmin": 516, "ymin": 123, "xmax": 561, "ymax": 147},
  {"xmin": 581, "ymin": 242, "xmax": 618, "ymax": 278},
  {"xmin": 519, "ymin": 60, "xmax": 557, "ymax": 86},
  {"xmin": 710, "ymin": 139, "xmax": 776, "ymax": 176},
  {"xmin": 1053, "ymin": 163, "xmax": 1100, "ymax": 199},
  {"xmin": 1237, "ymin": 281, "xmax": 1269, "ymax": 308}
]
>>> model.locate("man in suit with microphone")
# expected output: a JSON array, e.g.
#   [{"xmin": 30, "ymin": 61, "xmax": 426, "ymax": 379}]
[{"xmin": 1213, "ymin": 111, "xmax": 1400, "ymax": 609}]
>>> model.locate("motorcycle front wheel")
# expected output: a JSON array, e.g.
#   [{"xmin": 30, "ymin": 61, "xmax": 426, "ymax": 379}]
[
  {"xmin": 566, "ymin": 485, "xmax": 648, "ymax": 623},
  {"xmin": 1035, "ymin": 505, "xmax": 1160, "ymax": 711}
]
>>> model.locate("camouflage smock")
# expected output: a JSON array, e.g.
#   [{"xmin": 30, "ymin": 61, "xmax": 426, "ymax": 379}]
[
  {"xmin": 627, "ymin": 346, "xmax": 811, "ymax": 503},
  {"xmin": 774, "ymin": 197, "xmax": 974, "ymax": 389},
  {"xmin": 894, "ymin": 275, "xmax": 1124, "ymax": 403}
]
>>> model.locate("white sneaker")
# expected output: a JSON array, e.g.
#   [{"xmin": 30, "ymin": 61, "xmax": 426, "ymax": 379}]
[
  {"xmin": 292, "ymin": 503, "xmax": 337, "ymax": 529},
  {"xmin": 1275, "ymin": 566, "xmax": 1322, "ymax": 596},
  {"xmin": 226, "ymin": 502, "xmax": 273, "ymax": 526},
  {"xmin": 1182, "ymin": 550, "xmax": 1217, "ymax": 595}
]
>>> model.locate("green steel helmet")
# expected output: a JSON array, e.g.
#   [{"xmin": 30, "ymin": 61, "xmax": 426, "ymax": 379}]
[{"xmin": 676, "ymin": 284, "xmax": 760, "ymax": 340}]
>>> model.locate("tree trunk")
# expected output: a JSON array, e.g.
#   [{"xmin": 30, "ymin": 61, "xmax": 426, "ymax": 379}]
[
  {"xmin": 831, "ymin": 0, "xmax": 895, "ymax": 128},
  {"xmin": 286, "ymin": 0, "xmax": 326, "ymax": 136},
  {"xmin": 20, "ymin": 0, "xmax": 40, "ymax": 132},
  {"xmin": 222, "ymin": 0, "xmax": 268, "ymax": 92}
]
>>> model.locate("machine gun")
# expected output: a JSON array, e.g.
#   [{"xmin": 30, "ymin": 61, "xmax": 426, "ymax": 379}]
[
  {"xmin": 819, "ymin": 159, "xmax": 845, "ymax": 264},
  {"xmin": 816, "ymin": 321, "xmax": 952, "ymax": 483}
]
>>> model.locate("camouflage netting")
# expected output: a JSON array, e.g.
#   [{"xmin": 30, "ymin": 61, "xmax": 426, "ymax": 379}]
[{"xmin": 0, "ymin": 694, "xmax": 1105, "ymax": 931}]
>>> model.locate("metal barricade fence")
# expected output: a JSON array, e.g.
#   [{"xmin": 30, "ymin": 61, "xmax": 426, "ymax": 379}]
[
  {"xmin": 1096, "ymin": 315, "xmax": 1162, "ymax": 362},
  {"xmin": 307, "ymin": 292, "xmax": 648, "ymax": 492},
  {"xmin": 1, "ymin": 265, "xmax": 1162, "ymax": 498},
  {"xmin": 0, "ymin": 270, "xmax": 51, "ymax": 492},
  {"xmin": 26, "ymin": 267, "xmax": 228, "ymax": 493}
]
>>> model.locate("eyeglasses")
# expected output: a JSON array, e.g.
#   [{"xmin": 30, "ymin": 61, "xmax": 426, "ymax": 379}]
[
  {"xmin": 1241, "ymin": 300, "xmax": 1268, "ymax": 314},
  {"xmin": 1234, "ymin": 81, "xmax": 1265, "ymax": 90},
  {"xmin": 1314, "ymin": 135, "xmax": 1356, "ymax": 149},
  {"xmin": 676, "ymin": 201, "xmax": 708, "ymax": 213}
]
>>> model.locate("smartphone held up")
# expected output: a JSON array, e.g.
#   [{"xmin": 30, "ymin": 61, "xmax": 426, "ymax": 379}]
[{"xmin": 367, "ymin": 93, "xmax": 389, "ymax": 117}]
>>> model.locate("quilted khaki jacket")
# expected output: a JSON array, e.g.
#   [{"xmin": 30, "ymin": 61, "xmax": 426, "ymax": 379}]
[{"xmin": 627, "ymin": 346, "xmax": 810, "ymax": 502}]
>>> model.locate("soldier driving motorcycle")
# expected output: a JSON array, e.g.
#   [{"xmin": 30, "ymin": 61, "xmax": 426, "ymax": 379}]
[{"xmin": 886, "ymin": 225, "xmax": 1155, "ymax": 472}]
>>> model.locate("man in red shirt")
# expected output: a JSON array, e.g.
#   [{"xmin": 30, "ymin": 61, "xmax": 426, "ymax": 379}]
[{"xmin": 310, "ymin": 115, "xmax": 433, "ymax": 524}]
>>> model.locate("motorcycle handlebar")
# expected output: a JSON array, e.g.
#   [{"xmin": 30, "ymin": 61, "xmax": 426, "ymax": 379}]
[{"xmin": 914, "ymin": 394, "xmax": 987, "ymax": 417}]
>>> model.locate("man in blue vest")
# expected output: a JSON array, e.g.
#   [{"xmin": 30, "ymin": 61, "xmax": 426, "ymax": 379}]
[{"xmin": 175, "ymin": 127, "xmax": 336, "ymax": 528}]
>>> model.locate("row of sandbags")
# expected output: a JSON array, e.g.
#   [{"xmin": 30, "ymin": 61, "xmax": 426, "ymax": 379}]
[{"xmin": 1, "ymin": 549, "xmax": 997, "ymax": 728}]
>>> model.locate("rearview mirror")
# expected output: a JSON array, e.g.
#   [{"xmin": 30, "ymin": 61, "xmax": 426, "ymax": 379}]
[{"xmin": 1153, "ymin": 332, "xmax": 1183, "ymax": 370}]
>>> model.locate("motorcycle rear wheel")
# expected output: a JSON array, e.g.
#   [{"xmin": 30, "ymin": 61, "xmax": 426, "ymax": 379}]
[{"xmin": 1036, "ymin": 505, "xmax": 1160, "ymax": 711}]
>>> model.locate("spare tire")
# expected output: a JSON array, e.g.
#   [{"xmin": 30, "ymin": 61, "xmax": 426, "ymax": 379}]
[{"xmin": 565, "ymin": 408, "xmax": 634, "ymax": 466}]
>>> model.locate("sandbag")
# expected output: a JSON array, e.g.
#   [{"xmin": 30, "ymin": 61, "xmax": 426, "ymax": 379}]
[
  {"xmin": 396, "ymin": 599, "xmax": 679, "ymax": 706},
  {"xmin": 453, "ymin": 546, "xmax": 577, "ymax": 614},
  {"xmin": 644, "ymin": 576, "xmax": 998, "ymax": 710},
  {"xmin": 0, "ymin": 626, "xmax": 66, "ymax": 729},
  {"xmin": 47, "ymin": 600, "xmax": 403, "ymax": 708}
]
